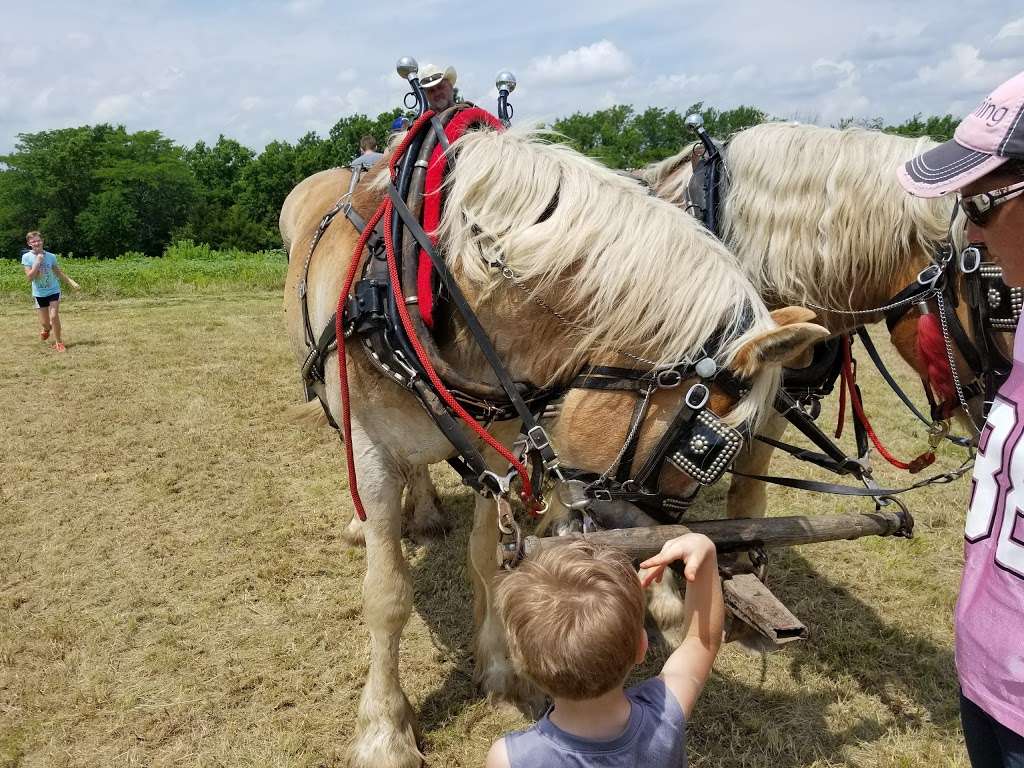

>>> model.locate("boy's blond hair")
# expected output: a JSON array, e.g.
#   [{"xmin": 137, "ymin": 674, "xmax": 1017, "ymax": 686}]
[
  {"xmin": 495, "ymin": 540, "xmax": 644, "ymax": 700},
  {"xmin": 26, "ymin": 231, "xmax": 42, "ymax": 242}
]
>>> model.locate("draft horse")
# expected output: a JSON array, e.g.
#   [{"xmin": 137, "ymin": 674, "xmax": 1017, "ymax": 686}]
[{"xmin": 281, "ymin": 112, "xmax": 826, "ymax": 767}]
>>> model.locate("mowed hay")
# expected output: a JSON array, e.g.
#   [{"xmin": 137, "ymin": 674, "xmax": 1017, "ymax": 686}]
[{"xmin": 1, "ymin": 293, "xmax": 970, "ymax": 767}]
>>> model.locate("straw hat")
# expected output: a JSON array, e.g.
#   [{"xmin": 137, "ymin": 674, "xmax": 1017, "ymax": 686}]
[{"xmin": 419, "ymin": 63, "xmax": 457, "ymax": 90}]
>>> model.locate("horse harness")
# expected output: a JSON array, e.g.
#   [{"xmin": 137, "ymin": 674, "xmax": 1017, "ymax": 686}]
[
  {"xmin": 296, "ymin": 105, "xmax": 759, "ymax": 542},
  {"xmin": 680, "ymin": 128, "xmax": 1024, "ymax": 499}
]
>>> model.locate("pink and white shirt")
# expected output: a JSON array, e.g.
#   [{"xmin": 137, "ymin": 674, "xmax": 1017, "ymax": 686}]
[{"xmin": 959, "ymin": 328, "xmax": 1024, "ymax": 734}]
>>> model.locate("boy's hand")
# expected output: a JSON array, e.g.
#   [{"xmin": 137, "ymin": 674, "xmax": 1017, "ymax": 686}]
[
  {"xmin": 639, "ymin": 533, "xmax": 716, "ymax": 587},
  {"xmin": 70, "ymin": 280, "xmax": 81, "ymax": 291}
]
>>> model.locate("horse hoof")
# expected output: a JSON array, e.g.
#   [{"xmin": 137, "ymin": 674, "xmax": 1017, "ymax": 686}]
[
  {"xmin": 349, "ymin": 724, "xmax": 422, "ymax": 768},
  {"xmin": 478, "ymin": 667, "xmax": 546, "ymax": 718},
  {"xmin": 405, "ymin": 505, "xmax": 451, "ymax": 543}
]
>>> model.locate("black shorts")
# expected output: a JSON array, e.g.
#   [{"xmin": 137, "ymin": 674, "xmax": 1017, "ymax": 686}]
[{"xmin": 34, "ymin": 293, "xmax": 60, "ymax": 308}]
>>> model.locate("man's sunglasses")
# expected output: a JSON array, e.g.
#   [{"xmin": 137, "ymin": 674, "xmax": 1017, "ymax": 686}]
[{"xmin": 959, "ymin": 179, "xmax": 1024, "ymax": 226}]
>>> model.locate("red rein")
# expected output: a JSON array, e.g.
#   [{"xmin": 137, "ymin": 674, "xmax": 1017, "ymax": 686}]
[
  {"xmin": 336, "ymin": 111, "xmax": 533, "ymax": 521},
  {"xmin": 837, "ymin": 336, "xmax": 936, "ymax": 473}
]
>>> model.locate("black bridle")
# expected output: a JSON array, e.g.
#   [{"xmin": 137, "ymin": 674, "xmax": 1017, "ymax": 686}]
[{"xmin": 557, "ymin": 362, "xmax": 753, "ymax": 524}]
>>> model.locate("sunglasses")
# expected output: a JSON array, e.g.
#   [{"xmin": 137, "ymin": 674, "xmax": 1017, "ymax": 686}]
[{"xmin": 959, "ymin": 179, "xmax": 1024, "ymax": 226}]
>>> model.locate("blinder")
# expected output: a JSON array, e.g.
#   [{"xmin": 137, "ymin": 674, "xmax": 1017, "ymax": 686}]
[
  {"xmin": 974, "ymin": 261, "xmax": 1024, "ymax": 333},
  {"xmin": 666, "ymin": 399, "xmax": 745, "ymax": 486}
]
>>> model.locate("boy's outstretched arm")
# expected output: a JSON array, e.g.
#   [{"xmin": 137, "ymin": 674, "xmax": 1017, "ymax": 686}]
[
  {"xmin": 640, "ymin": 533, "xmax": 723, "ymax": 718},
  {"xmin": 484, "ymin": 737, "xmax": 510, "ymax": 768}
]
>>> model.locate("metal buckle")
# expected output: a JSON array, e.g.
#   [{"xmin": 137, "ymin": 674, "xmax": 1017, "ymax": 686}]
[
  {"xmin": 656, "ymin": 369, "xmax": 683, "ymax": 389},
  {"xmin": 685, "ymin": 383, "xmax": 710, "ymax": 410},
  {"xmin": 917, "ymin": 264, "xmax": 943, "ymax": 289},
  {"xmin": 527, "ymin": 425, "xmax": 551, "ymax": 451},
  {"xmin": 960, "ymin": 245, "xmax": 983, "ymax": 274}
]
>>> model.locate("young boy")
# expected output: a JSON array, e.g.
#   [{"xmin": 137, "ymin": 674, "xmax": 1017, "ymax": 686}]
[
  {"xmin": 21, "ymin": 231, "xmax": 79, "ymax": 352},
  {"xmin": 488, "ymin": 533, "xmax": 722, "ymax": 767}
]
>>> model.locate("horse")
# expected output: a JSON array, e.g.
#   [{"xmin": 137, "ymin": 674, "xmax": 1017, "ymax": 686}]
[
  {"xmin": 281, "ymin": 120, "xmax": 826, "ymax": 768},
  {"xmin": 637, "ymin": 121, "xmax": 985, "ymax": 527}
]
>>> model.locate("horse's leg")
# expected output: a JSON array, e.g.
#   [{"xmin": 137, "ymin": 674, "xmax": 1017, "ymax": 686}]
[
  {"xmin": 402, "ymin": 465, "xmax": 449, "ymax": 540},
  {"xmin": 644, "ymin": 571, "xmax": 687, "ymax": 648},
  {"xmin": 467, "ymin": 493, "xmax": 543, "ymax": 713},
  {"xmin": 349, "ymin": 421, "xmax": 421, "ymax": 768},
  {"xmin": 347, "ymin": 466, "xmax": 446, "ymax": 546},
  {"xmin": 726, "ymin": 411, "xmax": 786, "ymax": 521}
]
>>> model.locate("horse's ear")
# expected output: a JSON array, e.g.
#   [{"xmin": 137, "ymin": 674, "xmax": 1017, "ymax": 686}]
[
  {"xmin": 730, "ymin": 313, "xmax": 830, "ymax": 377},
  {"xmin": 769, "ymin": 306, "xmax": 817, "ymax": 325}
]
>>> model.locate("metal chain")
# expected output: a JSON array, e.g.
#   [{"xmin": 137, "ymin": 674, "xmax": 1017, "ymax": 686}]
[
  {"xmin": 594, "ymin": 385, "xmax": 655, "ymax": 485},
  {"xmin": 935, "ymin": 291, "xmax": 981, "ymax": 435},
  {"xmin": 804, "ymin": 289, "xmax": 938, "ymax": 317},
  {"xmin": 301, "ymin": 192, "xmax": 352, "ymax": 292}
]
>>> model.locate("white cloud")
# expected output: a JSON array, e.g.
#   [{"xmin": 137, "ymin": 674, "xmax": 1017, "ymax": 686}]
[
  {"xmin": 64, "ymin": 31, "xmax": 93, "ymax": 50},
  {"xmin": 527, "ymin": 40, "xmax": 632, "ymax": 85},
  {"xmin": 914, "ymin": 43, "xmax": 1018, "ymax": 98},
  {"xmin": 294, "ymin": 93, "xmax": 324, "ymax": 114},
  {"xmin": 239, "ymin": 96, "xmax": 262, "ymax": 111},
  {"xmin": 650, "ymin": 72, "xmax": 716, "ymax": 95},
  {"xmin": 285, "ymin": 0, "xmax": 324, "ymax": 15},
  {"xmin": 337, "ymin": 67, "xmax": 357, "ymax": 83},
  {"xmin": 731, "ymin": 65, "xmax": 756, "ymax": 85},
  {"xmin": 92, "ymin": 94, "xmax": 134, "ymax": 121},
  {"xmin": 996, "ymin": 17, "xmax": 1024, "ymax": 39}
]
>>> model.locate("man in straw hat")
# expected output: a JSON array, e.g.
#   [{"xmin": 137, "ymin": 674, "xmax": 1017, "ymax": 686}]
[
  {"xmin": 899, "ymin": 70, "xmax": 1024, "ymax": 767},
  {"xmin": 418, "ymin": 63, "xmax": 457, "ymax": 113}
]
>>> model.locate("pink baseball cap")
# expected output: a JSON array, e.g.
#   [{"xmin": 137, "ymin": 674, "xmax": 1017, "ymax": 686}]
[{"xmin": 899, "ymin": 70, "xmax": 1024, "ymax": 197}]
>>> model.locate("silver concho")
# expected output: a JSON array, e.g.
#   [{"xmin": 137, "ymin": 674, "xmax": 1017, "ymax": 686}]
[{"xmin": 667, "ymin": 409, "xmax": 744, "ymax": 486}]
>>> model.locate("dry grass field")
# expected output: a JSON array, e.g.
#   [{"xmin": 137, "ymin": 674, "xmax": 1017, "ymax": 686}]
[{"xmin": 1, "ymin": 292, "xmax": 973, "ymax": 767}]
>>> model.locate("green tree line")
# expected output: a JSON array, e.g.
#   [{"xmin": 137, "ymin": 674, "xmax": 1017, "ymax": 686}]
[{"xmin": 0, "ymin": 104, "xmax": 956, "ymax": 260}]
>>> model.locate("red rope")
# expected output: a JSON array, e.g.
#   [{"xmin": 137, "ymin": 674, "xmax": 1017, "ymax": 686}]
[
  {"xmin": 336, "ymin": 203, "xmax": 387, "ymax": 521},
  {"xmin": 335, "ymin": 110, "xmax": 535, "ymax": 521},
  {"xmin": 382, "ymin": 203, "xmax": 535, "ymax": 504},
  {"xmin": 841, "ymin": 337, "xmax": 916, "ymax": 470}
]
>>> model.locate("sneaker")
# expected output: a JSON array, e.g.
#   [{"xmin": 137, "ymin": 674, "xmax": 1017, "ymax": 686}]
[
  {"xmin": 40, "ymin": 328, "xmax": 50, "ymax": 340},
  {"xmin": 53, "ymin": 342, "xmax": 66, "ymax": 352}
]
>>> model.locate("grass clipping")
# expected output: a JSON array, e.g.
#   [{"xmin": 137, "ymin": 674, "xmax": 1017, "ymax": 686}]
[{"xmin": 0, "ymin": 294, "xmax": 970, "ymax": 767}]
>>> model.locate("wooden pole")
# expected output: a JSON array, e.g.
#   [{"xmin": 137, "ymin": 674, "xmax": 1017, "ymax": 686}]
[{"xmin": 521, "ymin": 509, "xmax": 909, "ymax": 563}]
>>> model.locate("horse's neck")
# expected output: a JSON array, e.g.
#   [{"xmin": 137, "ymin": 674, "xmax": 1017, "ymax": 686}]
[
  {"xmin": 439, "ymin": 286, "xmax": 574, "ymax": 387},
  {"xmin": 788, "ymin": 256, "xmax": 931, "ymax": 336}
]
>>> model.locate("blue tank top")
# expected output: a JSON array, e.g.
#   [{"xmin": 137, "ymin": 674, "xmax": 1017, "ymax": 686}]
[{"xmin": 505, "ymin": 677, "xmax": 686, "ymax": 767}]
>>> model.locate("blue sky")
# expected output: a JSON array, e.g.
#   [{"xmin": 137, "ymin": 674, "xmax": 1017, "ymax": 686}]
[{"xmin": 3, "ymin": 1, "xmax": 1023, "ymax": 153}]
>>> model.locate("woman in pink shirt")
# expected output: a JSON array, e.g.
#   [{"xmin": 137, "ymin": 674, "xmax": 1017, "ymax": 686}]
[{"xmin": 900, "ymin": 72, "xmax": 1024, "ymax": 768}]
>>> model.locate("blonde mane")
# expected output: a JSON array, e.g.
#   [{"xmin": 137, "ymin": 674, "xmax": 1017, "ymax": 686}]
[
  {"xmin": 722, "ymin": 123, "xmax": 956, "ymax": 309},
  {"xmin": 636, "ymin": 142, "xmax": 699, "ymax": 204},
  {"xmin": 639, "ymin": 123, "xmax": 957, "ymax": 310},
  {"xmin": 437, "ymin": 127, "xmax": 781, "ymax": 426}
]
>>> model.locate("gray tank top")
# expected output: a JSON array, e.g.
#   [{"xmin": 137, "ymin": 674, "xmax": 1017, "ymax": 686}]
[{"xmin": 505, "ymin": 677, "xmax": 687, "ymax": 767}]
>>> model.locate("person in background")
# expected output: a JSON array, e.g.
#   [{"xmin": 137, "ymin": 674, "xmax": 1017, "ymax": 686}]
[
  {"xmin": 417, "ymin": 63, "xmax": 457, "ymax": 113},
  {"xmin": 21, "ymin": 230, "xmax": 80, "ymax": 352},
  {"xmin": 486, "ymin": 534, "xmax": 723, "ymax": 767},
  {"xmin": 351, "ymin": 134, "xmax": 383, "ymax": 173},
  {"xmin": 899, "ymin": 70, "xmax": 1024, "ymax": 768}
]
